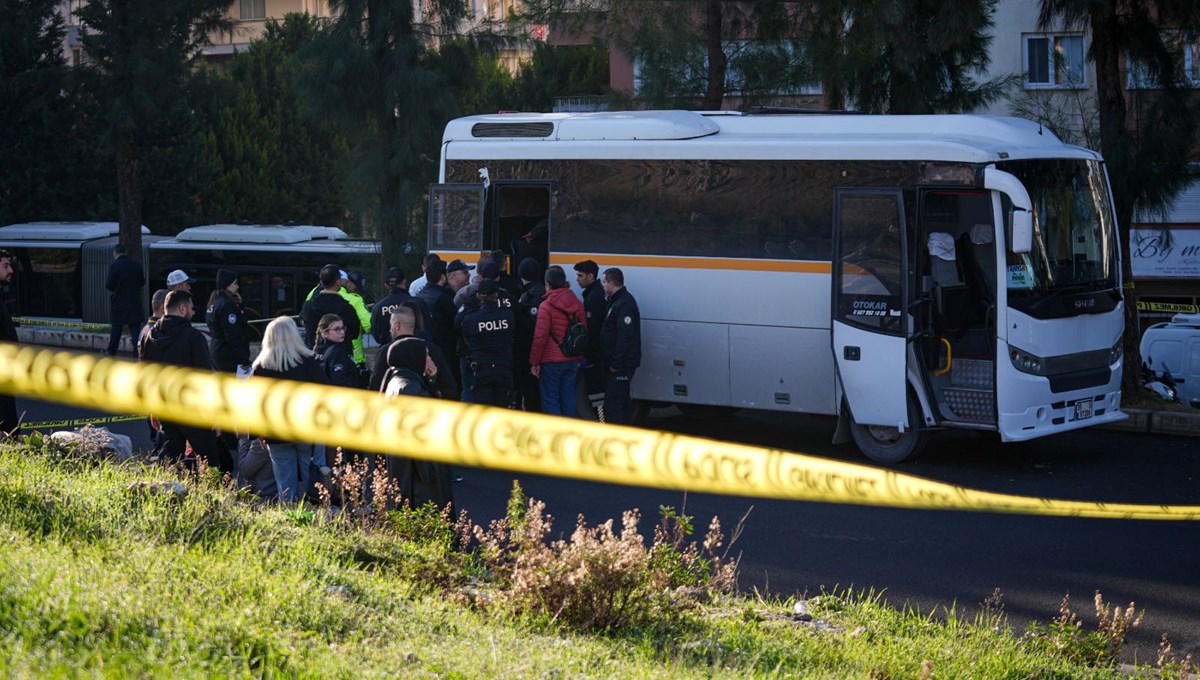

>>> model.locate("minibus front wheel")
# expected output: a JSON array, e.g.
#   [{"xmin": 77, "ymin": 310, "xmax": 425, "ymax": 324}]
[{"xmin": 847, "ymin": 393, "xmax": 928, "ymax": 464}]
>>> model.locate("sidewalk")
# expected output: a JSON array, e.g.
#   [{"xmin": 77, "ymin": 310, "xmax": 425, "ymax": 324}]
[{"xmin": 14, "ymin": 322, "xmax": 1200, "ymax": 437}]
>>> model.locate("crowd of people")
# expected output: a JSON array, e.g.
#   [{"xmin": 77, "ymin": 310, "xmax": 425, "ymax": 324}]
[
  {"xmin": 0, "ymin": 242, "xmax": 642, "ymax": 509},
  {"xmin": 31, "ymin": 245, "xmax": 643, "ymax": 511}
]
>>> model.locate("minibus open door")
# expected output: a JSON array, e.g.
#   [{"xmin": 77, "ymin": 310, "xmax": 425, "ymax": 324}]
[
  {"xmin": 427, "ymin": 183, "xmax": 486, "ymax": 259},
  {"xmin": 832, "ymin": 189, "xmax": 919, "ymax": 461}
]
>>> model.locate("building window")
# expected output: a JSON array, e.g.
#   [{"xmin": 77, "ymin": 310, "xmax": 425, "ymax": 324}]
[
  {"xmin": 67, "ymin": 0, "xmax": 87, "ymax": 25},
  {"xmin": 239, "ymin": 0, "xmax": 266, "ymax": 20},
  {"xmin": 1024, "ymin": 33, "xmax": 1086, "ymax": 89},
  {"xmin": 1128, "ymin": 32, "xmax": 1200, "ymax": 89},
  {"xmin": 633, "ymin": 40, "xmax": 822, "ymax": 100}
]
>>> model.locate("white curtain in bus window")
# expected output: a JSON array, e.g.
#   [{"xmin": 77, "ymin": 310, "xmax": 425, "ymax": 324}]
[
  {"xmin": 837, "ymin": 194, "xmax": 903, "ymax": 332},
  {"xmin": 429, "ymin": 185, "xmax": 485, "ymax": 251}
]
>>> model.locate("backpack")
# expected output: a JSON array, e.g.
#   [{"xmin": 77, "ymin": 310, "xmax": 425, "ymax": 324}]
[{"xmin": 554, "ymin": 312, "xmax": 588, "ymax": 357}]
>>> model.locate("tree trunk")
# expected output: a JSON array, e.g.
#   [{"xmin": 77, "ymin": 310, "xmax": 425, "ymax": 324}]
[
  {"xmin": 700, "ymin": 0, "xmax": 726, "ymax": 110},
  {"xmin": 1089, "ymin": 11, "xmax": 1140, "ymax": 395},
  {"xmin": 115, "ymin": 134, "xmax": 144, "ymax": 255},
  {"xmin": 376, "ymin": 111, "xmax": 408, "ymax": 257}
]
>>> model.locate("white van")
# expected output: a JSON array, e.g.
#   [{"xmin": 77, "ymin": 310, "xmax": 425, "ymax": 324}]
[{"xmin": 1140, "ymin": 314, "xmax": 1200, "ymax": 407}]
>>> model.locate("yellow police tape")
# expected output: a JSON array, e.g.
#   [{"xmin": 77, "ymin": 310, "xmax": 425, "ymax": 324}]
[
  {"xmin": 1, "ymin": 341, "xmax": 1197, "ymax": 521},
  {"xmin": 13, "ymin": 317, "xmax": 112, "ymax": 331},
  {"xmin": 23, "ymin": 414, "xmax": 144, "ymax": 430}
]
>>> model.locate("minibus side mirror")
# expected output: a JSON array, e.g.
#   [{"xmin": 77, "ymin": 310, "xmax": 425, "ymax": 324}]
[{"xmin": 1010, "ymin": 209, "xmax": 1033, "ymax": 254}]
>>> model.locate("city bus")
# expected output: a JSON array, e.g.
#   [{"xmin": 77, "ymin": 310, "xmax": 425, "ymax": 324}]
[
  {"xmin": 0, "ymin": 222, "xmax": 380, "ymax": 332},
  {"xmin": 428, "ymin": 110, "xmax": 1126, "ymax": 462}
]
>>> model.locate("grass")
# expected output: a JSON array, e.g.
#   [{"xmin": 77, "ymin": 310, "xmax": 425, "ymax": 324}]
[{"xmin": 0, "ymin": 436, "xmax": 1189, "ymax": 678}]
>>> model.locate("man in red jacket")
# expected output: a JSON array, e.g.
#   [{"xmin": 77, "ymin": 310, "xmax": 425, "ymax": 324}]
[{"xmin": 529, "ymin": 268, "xmax": 586, "ymax": 416}]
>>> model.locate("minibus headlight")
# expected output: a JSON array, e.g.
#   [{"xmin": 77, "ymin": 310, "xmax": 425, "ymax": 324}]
[
  {"xmin": 1009, "ymin": 347, "xmax": 1046, "ymax": 376},
  {"xmin": 1109, "ymin": 339, "xmax": 1123, "ymax": 365}
]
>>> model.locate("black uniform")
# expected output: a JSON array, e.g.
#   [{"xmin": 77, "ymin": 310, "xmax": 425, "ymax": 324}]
[
  {"xmin": 206, "ymin": 291, "xmax": 251, "ymax": 372},
  {"xmin": 105, "ymin": 253, "xmax": 146, "ymax": 356},
  {"xmin": 579, "ymin": 279, "xmax": 608, "ymax": 401},
  {"xmin": 317, "ymin": 338, "xmax": 359, "ymax": 389},
  {"xmin": 416, "ymin": 283, "xmax": 459, "ymax": 380},
  {"xmin": 140, "ymin": 315, "xmax": 220, "ymax": 468},
  {"xmin": 300, "ymin": 290, "xmax": 360, "ymax": 357},
  {"xmin": 455, "ymin": 300, "xmax": 516, "ymax": 408},
  {"xmin": 514, "ymin": 280, "xmax": 546, "ymax": 411},
  {"xmin": 599, "ymin": 286, "xmax": 642, "ymax": 425},
  {"xmin": 369, "ymin": 331, "xmax": 459, "ymax": 400},
  {"xmin": 369, "ymin": 288, "xmax": 417, "ymax": 346},
  {"xmin": 0, "ymin": 290, "xmax": 20, "ymax": 435}
]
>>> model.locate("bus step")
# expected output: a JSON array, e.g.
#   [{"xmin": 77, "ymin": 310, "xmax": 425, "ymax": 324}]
[
  {"xmin": 950, "ymin": 358, "xmax": 994, "ymax": 389},
  {"xmin": 940, "ymin": 387, "xmax": 995, "ymax": 424}
]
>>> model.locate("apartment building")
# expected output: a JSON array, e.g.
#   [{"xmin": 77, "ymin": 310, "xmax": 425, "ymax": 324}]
[{"xmin": 57, "ymin": 0, "xmax": 531, "ymax": 65}]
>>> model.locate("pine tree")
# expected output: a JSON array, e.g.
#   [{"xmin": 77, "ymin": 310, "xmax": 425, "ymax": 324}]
[
  {"xmin": 0, "ymin": 0, "xmax": 69, "ymax": 224},
  {"xmin": 74, "ymin": 0, "xmax": 232, "ymax": 252},
  {"xmin": 294, "ymin": 0, "xmax": 468, "ymax": 259},
  {"xmin": 831, "ymin": 0, "xmax": 1011, "ymax": 114},
  {"xmin": 196, "ymin": 14, "xmax": 349, "ymax": 226}
]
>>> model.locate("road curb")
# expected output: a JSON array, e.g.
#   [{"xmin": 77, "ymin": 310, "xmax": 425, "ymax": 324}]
[{"xmin": 1098, "ymin": 408, "xmax": 1200, "ymax": 437}]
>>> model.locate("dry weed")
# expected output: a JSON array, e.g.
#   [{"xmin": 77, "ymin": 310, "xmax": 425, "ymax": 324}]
[{"xmin": 472, "ymin": 482, "xmax": 741, "ymax": 632}]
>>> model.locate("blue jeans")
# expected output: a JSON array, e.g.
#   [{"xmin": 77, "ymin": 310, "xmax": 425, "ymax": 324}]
[
  {"xmin": 539, "ymin": 361, "xmax": 579, "ymax": 416},
  {"xmin": 267, "ymin": 441, "xmax": 313, "ymax": 503}
]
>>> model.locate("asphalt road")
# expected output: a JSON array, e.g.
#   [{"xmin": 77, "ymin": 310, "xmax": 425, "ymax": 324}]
[{"xmin": 14, "ymin": 396, "xmax": 1200, "ymax": 662}]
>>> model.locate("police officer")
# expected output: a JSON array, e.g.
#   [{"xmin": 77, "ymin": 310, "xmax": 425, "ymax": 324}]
[
  {"xmin": 455, "ymin": 279, "xmax": 515, "ymax": 408},
  {"xmin": 370, "ymin": 266, "xmax": 426, "ymax": 346},
  {"xmin": 599, "ymin": 267, "xmax": 641, "ymax": 425},
  {"xmin": 206, "ymin": 268, "xmax": 251, "ymax": 374},
  {"xmin": 514, "ymin": 257, "xmax": 545, "ymax": 411},
  {"xmin": 454, "ymin": 258, "xmax": 517, "ymax": 403}
]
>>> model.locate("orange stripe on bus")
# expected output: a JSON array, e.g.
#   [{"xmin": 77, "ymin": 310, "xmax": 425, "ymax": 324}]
[
  {"xmin": 550, "ymin": 254, "xmax": 833, "ymax": 274},
  {"xmin": 432, "ymin": 251, "xmax": 833, "ymax": 274}
]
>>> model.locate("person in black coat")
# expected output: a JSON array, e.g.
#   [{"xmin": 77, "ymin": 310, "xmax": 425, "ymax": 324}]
[
  {"xmin": 455, "ymin": 279, "xmax": 516, "ymax": 408},
  {"xmin": 599, "ymin": 268, "xmax": 642, "ymax": 426},
  {"xmin": 0, "ymin": 250, "xmax": 21, "ymax": 435},
  {"xmin": 314, "ymin": 313, "xmax": 359, "ymax": 389},
  {"xmin": 206, "ymin": 268, "xmax": 252, "ymax": 373},
  {"xmin": 300, "ymin": 264, "xmax": 360, "ymax": 356},
  {"xmin": 139, "ymin": 290, "xmax": 221, "ymax": 469},
  {"xmin": 414, "ymin": 260, "xmax": 460, "ymax": 384},
  {"xmin": 514, "ymin": 257, "xmax": 546, "ymax": 412},
  {"xmin": 105, "ymin": 243, "xmax": 146, "ymax": 356},
  {"xmin": 369, "ymin": 266, "xmax": 418, "ymax": 346},
  {"xmin": 381, "ymin": 337, "xmax": 453, "ymax": 513},
  {"xmin": 368, "ymin": 304, "xmax": 458, "ymax": 400},
  {"xmin": 574, "ymin": 259, "xmax": 608, "ymax": 410}
]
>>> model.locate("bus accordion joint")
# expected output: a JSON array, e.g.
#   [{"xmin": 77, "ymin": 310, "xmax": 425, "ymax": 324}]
[{"xmin": 933, "ymin": 337, "xmax": 952, "ymax": 377}]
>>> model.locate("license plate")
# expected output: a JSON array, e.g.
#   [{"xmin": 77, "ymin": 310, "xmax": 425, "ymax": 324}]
[{"xmin": 1073, "ymin": 398, "xmax": 1094, "ymax": 421}]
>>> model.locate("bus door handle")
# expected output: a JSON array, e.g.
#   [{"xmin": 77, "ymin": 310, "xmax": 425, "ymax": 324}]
[{"xmin": 933, "ymin": 338, "xmax": 952, "ymax": 376}]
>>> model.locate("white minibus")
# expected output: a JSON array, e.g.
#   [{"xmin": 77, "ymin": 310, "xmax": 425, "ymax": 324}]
[{"xmin": 429, "ymin": 110, "xmax": 1126, "ymax": 462}]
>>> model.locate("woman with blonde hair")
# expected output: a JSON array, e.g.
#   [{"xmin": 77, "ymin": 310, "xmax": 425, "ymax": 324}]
[{"xmin": 250, "ymin": 316, "xmax": 327, "ymax": 502}]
